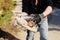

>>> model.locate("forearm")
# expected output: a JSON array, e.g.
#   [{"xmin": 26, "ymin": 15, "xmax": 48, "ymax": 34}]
[{"xmin": 43, "ymin": 6, "xmax": 53, "ymax": 17}]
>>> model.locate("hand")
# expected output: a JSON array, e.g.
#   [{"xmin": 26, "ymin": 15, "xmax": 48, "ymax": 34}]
[{"xmin": 28, "ymin": 21, "xmax": 35, "ymax": 27}]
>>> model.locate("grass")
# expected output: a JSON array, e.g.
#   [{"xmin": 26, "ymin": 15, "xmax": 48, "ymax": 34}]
[
  {"xmin": 0, "ymin": 0, "xmax": 17, "ymax": 39},
  {"xmin": 0, "ymin": 11, "xmax": 12, "ymax": 23}
]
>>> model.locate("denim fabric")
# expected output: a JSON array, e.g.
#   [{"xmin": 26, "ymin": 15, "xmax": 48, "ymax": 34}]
[
  {"xmin": 40, "ymin": 17, "xmax": 48, "ymax": 40},
  {"xmin": 26, "ymin": 17, "xmax": 48, "ymax": 40},
  {"xmin": 26, "ymin": 30, "xmax": 34, "ymax": 40}
]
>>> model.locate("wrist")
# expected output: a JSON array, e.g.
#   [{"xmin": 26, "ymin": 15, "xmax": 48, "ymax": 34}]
[
  {"xmin": 42, "ymin": 12, "xmax": 48, "ymax": 18},
  {"xmin": 40, "ymin": 13, "xmax": 45, "ymax": 19}
]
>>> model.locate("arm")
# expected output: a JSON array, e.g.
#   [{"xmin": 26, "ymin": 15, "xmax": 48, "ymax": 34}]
[
  {"xmin": 42, "ymin": 0, "xmax": 53, "ymax": 18},
  {"xmin": 43, "ymin": 6, "xmax": 53, "ymax": 17}
]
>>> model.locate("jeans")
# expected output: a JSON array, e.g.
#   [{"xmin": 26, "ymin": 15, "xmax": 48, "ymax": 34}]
[{"xmin": 26, "ymin": 17, "xmax": 48, "ymax": 40}]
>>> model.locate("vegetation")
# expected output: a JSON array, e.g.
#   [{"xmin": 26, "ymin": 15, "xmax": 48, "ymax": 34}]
[
  {"xmin": 0, "ymin": 0, "xmax": 17, "ymax": 40},
  {"xmin": 0, "ymin": 0, "xmax": 16, "ymax": 10},
  {"xmin": 0, "ymin": 0, "xmax": 16, "ymax": 26}
]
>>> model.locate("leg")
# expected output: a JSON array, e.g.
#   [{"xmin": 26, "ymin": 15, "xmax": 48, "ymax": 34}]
[
  {"xmin": 39, "ymin": 17, "xmax": 48, "ymax": 40},
  {"xmin": 26, "ymin": 30, "xmax": 34, "ymax": 40}
]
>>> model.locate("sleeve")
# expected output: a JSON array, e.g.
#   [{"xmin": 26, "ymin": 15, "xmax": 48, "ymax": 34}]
[{"xmin": 46, "ymin": 0, "xmax": 54, "ymax": 8}]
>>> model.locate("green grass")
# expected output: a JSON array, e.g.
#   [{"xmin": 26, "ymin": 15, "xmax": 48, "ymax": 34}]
[
  {"xmin": 12, "ymin": 0, "xmax": 17, "ymax": 6},
  {"xmin": 2, "ymin": 13, "xmax": 11, "ymax": 20},
  {"xmin": 0, "ymin": 11, "xmax": 12, "ymax": 24}
]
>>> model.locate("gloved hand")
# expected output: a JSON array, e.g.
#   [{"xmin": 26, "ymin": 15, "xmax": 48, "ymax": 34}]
[{"xmin": 28, "ymin": 14, "xmax": 44, "ymax": 24}]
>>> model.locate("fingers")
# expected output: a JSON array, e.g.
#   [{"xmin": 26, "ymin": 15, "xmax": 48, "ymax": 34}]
[{"xmin": 28, "ymin": 21, "xmax": 35, "ymax": 27}]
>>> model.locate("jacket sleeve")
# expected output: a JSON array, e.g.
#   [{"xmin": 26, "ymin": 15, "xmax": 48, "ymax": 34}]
[{"xmin": 46, "ymin": 0, "xmax": 54, "ymax": 8}]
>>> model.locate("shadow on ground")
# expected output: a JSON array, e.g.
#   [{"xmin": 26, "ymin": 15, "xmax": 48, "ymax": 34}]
[
  {"xmin": 0, "ymin": 29, "xmax": 19, "ymax": 40},
  {"xmin": 48, "ymin": 28, "xmax": 60, "ymax": 31}
]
